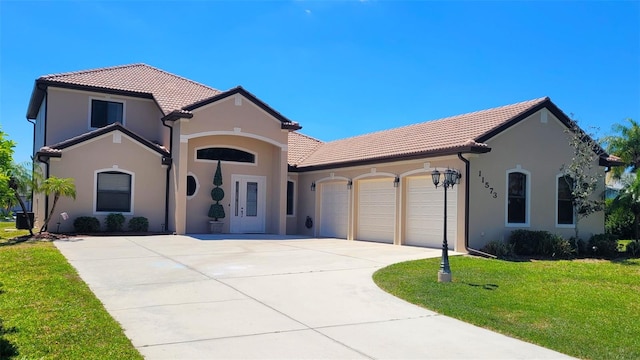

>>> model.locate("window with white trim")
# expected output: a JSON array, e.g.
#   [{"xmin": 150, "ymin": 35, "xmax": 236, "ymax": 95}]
[
  {"xmin": 91, "ymin": 99, "xmax": 123, "ymax": 128},
  {"xmin": 96, "ymin": 171, "xmax": 131, "ymax": 212},
  {"xmin": 557, "ymin": 175, "xmax": 575, "ymax": 225},
  {"xmin": 507, "ymin": 170, "xmax": 528, "ymax": 225}
]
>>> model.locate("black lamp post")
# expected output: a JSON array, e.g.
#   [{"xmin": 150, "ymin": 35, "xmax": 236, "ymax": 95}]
[{"xmin": 432, "ymin": 168, "xmax": 460, "ymax": 283}]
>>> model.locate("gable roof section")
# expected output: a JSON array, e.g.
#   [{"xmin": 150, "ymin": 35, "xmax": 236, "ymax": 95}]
[
  {"xmin": 27, "ymin": 64, "xmax": 221, "ymax": 118},
  {"xmin": 179, "ymin": 86, "xmax": 301, "ymax": 130},
  {"xmin": 27, "ymin": 63, "xmax": 301, "ymax": 130},
  {"xmin": 292, "ymin": 97, "xmax": 619, "ymax": 171},
  {"xmin": 36, "ymin": 122, "xmax": 170, "ymax": 159}
]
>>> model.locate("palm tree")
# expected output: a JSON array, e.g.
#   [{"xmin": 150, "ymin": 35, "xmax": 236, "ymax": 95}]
[
  {"xmin": 39, "ymin": 177, "xmax": 76, "ymax": 233},
  {"xmin": 603, "ymin": 118, "xmax": 640, "ymax": 178}
]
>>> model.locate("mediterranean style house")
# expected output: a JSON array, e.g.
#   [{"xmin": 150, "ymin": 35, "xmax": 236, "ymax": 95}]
[{"xmin": 26, "ymin": 64, "xmax": 619, "ymax": 252}]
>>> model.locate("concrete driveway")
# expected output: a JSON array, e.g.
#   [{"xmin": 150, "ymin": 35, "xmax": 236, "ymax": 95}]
[{"xmin": 55, "ymin": 235, "xmax": 572, "ymax": 359}]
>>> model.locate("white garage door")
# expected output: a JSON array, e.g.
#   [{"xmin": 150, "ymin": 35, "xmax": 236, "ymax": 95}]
[
  {"xmin": 319, "ymin": 182, "xmax": 349, "ymax": 238},
  {"xmin": 357, "ymin": 179, "xmax": 396, "ymax": 243},
  {"xmin": 405, "ymin": 176, "xmax": 456, "ymax": 249}
]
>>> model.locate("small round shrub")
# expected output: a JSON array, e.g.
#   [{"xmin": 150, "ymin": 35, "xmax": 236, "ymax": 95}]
[
  {"xmin": 128, "ymin": 217, "xmax": 149, "ymax": 232},
  {"xmin": 588, "ymin": 233, "xmax": 619, "ymax": 258},
  {"xmin": 73, "ymin": 216, "xmax": 100, "ymax": 233},
  {"xmin": 480, "ymin": 240, "xmax": 513, "ymax": 259},
  {"xmin": 626, "ymin": 240, "xmax": 640, "ymax": 258},
  {"xmin": 106, "ymin": 213, "xmax": 126, "ymax": 232}
]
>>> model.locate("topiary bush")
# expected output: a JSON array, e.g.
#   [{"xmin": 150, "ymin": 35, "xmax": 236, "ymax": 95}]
[
  {"xmin": 73, "ymin": 216, "xmax": 100, "ymax": 233},
  {"xmin": 588, "ymin": 233, "xmax": 620, "ymax": 258},
  {"xmin": 106, "ymin": 213, "xmax": 125, "ymax": 232},
  {"xmin": 480, "ymin": 240, "xmax": 513, "ymax": 259},
  {"xmin": 128, "ymin": 217, "xmax": 149, "ymax": 232}
]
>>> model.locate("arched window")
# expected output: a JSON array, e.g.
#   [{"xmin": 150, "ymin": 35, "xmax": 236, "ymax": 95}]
[
  {"xmin": 96, "ymin": 171, "xmax": 132, "ymax": 213},
  {"xmin": 506, "ymin": 169, "xmax": 529, "ymax": 226},
  {"xmin": 557, "ymin": 175, "xmax": 575, "ymax": 226},
  {"xmin": 196, "ymin": 147, "xmax": 255, "ymax": 163}
]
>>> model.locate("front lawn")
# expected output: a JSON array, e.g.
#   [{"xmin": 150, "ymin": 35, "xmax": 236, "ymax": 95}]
[
  {"xmin": 373, "ymin": 256, "xmax": 640, "ymax": 360},
  {"xmin": 0, "ymin": 233, "xmax": 142, "ymax": 359}
]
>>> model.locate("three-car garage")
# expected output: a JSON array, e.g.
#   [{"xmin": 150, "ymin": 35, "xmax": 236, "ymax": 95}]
[{"xmin": 316, "ymin": 176, "xmax": 457, "ymax": 249}]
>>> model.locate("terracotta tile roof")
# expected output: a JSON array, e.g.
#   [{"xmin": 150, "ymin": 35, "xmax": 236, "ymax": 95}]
[
  {"xmin": 38, "ymin": 63, "xmax": 221, "ymax": 115},
  {"xmin": 288, "ymin": 132, "xmax": 324, "ymax": 166},
  {"xmin": 295, "ymin": 97, "xmax": 549, "ymax": 168}
]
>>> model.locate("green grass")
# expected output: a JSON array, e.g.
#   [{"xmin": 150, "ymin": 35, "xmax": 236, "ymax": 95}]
[
  {"xmin": 0, "ymin": 228, "xmax": 142, "ymax": 359},
  {"xmin": 618, "ymin": 239, "xmax": 634, "ymax": 252},
  {"xmin": 0, "ymin": 221, "xmax": 29, "ymax": 241},
  {"xmin": 373, "ymin": 256, "xmax": 640, "ymax": 360}
]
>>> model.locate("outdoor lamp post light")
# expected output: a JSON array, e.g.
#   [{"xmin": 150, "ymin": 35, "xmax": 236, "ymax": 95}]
[{"xmin": 432, "ymin": 168, "xmax": 460, "ymax": 283}]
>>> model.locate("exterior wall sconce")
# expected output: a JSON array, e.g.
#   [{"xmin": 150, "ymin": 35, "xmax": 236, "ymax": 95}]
[
  {"xmin": 431, "ymin": 168, "xmax": 461, "ymax": 283},
  {"xmin": 347, "ymin": 180, "xmax": 353, "ymax": 190},
  {"xmin": 311, "ymin": 182, "xmax": 316, "ymax": 191},
  {"xmin": 393, "ymin": 176, "xmax": 400, "ymax": 188}
]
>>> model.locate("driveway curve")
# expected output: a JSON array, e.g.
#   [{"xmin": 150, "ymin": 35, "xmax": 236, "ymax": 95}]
[{"xmin": 55, "ymin": 235, "xmax": 572, "ymax": 359}]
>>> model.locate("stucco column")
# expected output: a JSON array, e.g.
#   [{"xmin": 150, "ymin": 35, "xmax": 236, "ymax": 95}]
[
  {"xmin": 278, "ymin": 148, "xmax": 287, "ymax": 235},
  {"xmin": 173, "ymin": 121, "xmax": 189, "ymax": 235}
]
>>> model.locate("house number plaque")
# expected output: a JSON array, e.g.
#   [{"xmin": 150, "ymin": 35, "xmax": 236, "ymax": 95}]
[{"xmin": 478, "ymin": 170, "xmax": 498, "ymax": 199}]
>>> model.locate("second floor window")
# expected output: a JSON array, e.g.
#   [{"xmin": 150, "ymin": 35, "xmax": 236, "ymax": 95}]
[{"xmin": 91, "ymin": 99, "xmax": 123, "ymax": 128}]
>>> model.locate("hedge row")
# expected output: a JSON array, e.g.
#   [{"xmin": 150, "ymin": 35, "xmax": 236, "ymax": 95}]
[{"xmin": 73, "ymin": 214, "xmax": 149, "ymax": 233}]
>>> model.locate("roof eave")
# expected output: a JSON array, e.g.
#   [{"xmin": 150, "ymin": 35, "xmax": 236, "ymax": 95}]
[
  {"xmin": 600, "ymin": 156, "xmax": 625, "ymax": 167},
  {"xmin": 45, "ymin": 122, "xmax": 170, "ymax": 157},
  {"xmin": 291, "ymin": 145, "xmax": 491, "ymax": 172}
]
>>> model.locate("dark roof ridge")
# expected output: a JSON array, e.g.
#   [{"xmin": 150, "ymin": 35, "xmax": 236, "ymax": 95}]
[{"xmin": 38, "ymin": 122, "xmax": 169, "ymax": 157}]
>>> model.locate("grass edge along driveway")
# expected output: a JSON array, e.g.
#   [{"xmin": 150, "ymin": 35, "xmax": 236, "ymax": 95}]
[
  {"xmin": 373, "ymin": 256, "xmax": 640, "ymax": 360},
  {"xmin": 0, "ymin": 240, "xmax": 143, "ymax": 360}
]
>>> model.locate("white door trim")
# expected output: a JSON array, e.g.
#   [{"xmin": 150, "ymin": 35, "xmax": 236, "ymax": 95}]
[{"xmin": 230, "ymin": 174, "xmax": 266, "ymax": 233}]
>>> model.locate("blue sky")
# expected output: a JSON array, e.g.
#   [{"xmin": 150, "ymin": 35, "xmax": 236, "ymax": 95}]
[{"xmin": 1, "ymin": 1, "xmax": 638, "ymax": 164}]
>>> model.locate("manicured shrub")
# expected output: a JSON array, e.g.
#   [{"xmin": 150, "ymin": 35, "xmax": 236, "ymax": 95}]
[
  {"xmin": 509, "ymin": 230, "xmax": 547, "ymax": 255},
  {"xmin": 73, "ymin": 216, "xmax": 100, "ymax": 233},
  {"xmin": 588, "ymin": 233, "xmax": 619, "ymax": 258},
  {"xmin": 509, "ymin": 230, "xmax": 573, "ymax": 258},
  {"xmin": 626, "ymin": 240, "xmax": 640, "ymax": 258},
  {"xmin": 128, "ymin": 217, "xmax": 149, "ymax": 232},
  {"xmin": 480, "ymin": 240, "xmax": 513, "ymax": 259},
  {"xmin": 105, "ymin": 213, "xmax": 125, "ymax": 232}
]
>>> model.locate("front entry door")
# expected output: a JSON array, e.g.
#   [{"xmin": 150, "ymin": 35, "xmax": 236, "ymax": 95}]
[{"xmin": 230, "ymin": 175, "xmax": 266, "ymax": 233}]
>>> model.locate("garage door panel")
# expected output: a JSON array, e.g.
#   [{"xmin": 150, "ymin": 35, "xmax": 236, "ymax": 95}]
[
  {"xmin": 319, "ymin": 182, "xmax": 348, "ymax": 238},
  {"xmin": 357, "ymin": 180, "xmax": 395, "ymax": 243},
  {"xmin": 405, "ymin": 177, "xmax": 456, "ymax": 249}
]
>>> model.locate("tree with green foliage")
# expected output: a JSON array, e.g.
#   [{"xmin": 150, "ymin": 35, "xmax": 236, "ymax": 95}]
[
  {"xmin": 602, "ymin": 118, "xmax": 640, "ymax": 178},
  {"xmin": 39, "ymin": 176, "xmax": 76, "ymax": 233},
  {"xmin": 208, "ymin": 160, "xmax": 225, "ymax": 221},
  {"xmin": 608, "ymin": 175, "xmax": 640, "ymax": 242},
  {"xmin": 560, "ymin": 120, "xmax": 604, "ymax": 247},
  {"xmin": 0, "ymin": 128, "xmax": 17, "ymax": 214}
]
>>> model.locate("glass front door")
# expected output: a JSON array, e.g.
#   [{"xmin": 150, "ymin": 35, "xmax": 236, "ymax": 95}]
[{"xmin": 230, "ymin": 175, "xmax": 266, "ymax": 233}]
